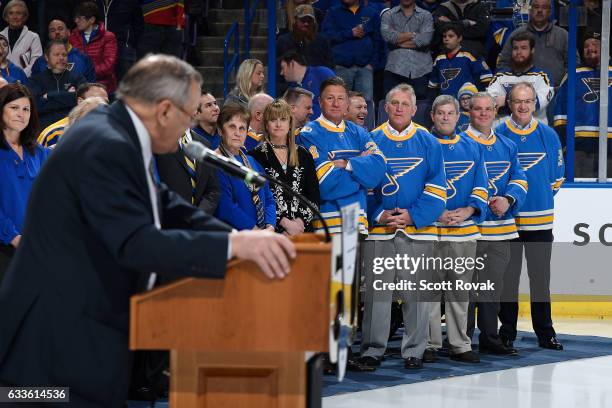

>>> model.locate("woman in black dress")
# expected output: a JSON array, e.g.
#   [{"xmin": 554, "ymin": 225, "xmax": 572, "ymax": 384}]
[{"xmin": 249, "ymin": 99, "xmax": 320, "ymax": 235}]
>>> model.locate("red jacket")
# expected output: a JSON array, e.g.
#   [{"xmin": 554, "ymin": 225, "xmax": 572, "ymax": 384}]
[{"xmin": 69, "ymin": 24, "xmax": 118, "ymax": 92}]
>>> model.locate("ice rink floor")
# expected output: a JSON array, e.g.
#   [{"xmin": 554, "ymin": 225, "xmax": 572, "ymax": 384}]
[{"xmin": 323, "ymin": 318, "xmax": 612, "ymax": 408}]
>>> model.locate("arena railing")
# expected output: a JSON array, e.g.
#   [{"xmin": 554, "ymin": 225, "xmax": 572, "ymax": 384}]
[{"xmin": 223, "ymin": 21, "xmax": 240, "ymax": 97}]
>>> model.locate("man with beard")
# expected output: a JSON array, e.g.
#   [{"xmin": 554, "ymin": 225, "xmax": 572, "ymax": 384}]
[
  {"xmin": 553, "ymin": 33, "xmax": 612, "ymax": 178},
  {"xmin": 345, "ymin": 91, "xmax": 368, "ymax": 128},
  {"xmin": 283, "ymin": 86, "xmax": 314, "ymax": 131},
  {"xmin": 497, "ymin": 0, "xmax": 579, "ymax": 87},
  {"xmin": 486, "ymin": 31, "xmax": 553, "ymax": 125}
]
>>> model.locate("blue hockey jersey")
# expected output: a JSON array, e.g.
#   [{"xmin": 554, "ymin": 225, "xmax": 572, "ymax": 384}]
[
  {"xmin": 457, "ymin": 111, "xmax": 470, "ymax": 133},
  {"xmin": 367, "ymin": 121, "xmax": 447, "ymax": 241},
  {"xmin": 434, "ymin": 131, "xmax": 489, "ymax": 241},
  {"xmin": 429, "ymin": 50, "xmax": 492, "ymax": 97},
  {"xmin": 297, "ymin": 115, "xmax": 387, "ymax": 234},
  {"xmin": 495, "ymin": 118, "xmax": 564, "ymax": 231},
  {"xmin": 245, "ymin": 128, "xmax": 263, "ymax": 151},
  {"xmin": 553, "ymin": 66, "xmax": 612, "ymax": 154},
  {"xmin": 463, "ymin": 125, "xmax": 528, "ymax": 240}
]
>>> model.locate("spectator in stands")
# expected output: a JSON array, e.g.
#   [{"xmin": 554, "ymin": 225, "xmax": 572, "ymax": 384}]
[
  {"xmin": 38, "ymin": 82, "xmax": 107, "ymax": 147},
  {"xmin": 279, "ymin": 51, "xmax": 335, "ymax": 118},
  {"xmin": 554, "ymin": 33, "xmax": 612, "ymax": 178},
  {"xmin": 428, "ymin": 24, "xmax": 492, "ymax": 99},
  {"xmin": 361, "ymin": 83, "xmax": 446, "ymax": 370},
  {"xmin": 92, "ymin": 0, "xmax": 143, "ymax": 79},
  {"xmin": 246, "ymin": 93, "xmax": 274, "ymax": 151},
  {"xmin": 277, "ymin": 5, "xmax": 334, "ymax": 69},
  {"xmin": 418, "ymin": 0, "xmax": 441, "ymax": 13},
  {"xmin": 432, "ymin": 0, "xmax": 490, "ymax": 58},
  {"xmin": 66, "ymin": 95, "xmax": 107, "ymax": 126},
  {"xmin": 30, "ymin": 41, "xmax": 87, "ymax": 129},
  {"xmin": 345, "ymin": 91, "xmax": 368, "ymax": 127},
  {"xmin": 31, "ymin": 18, "xmax": 96, "ymax": 82},
  {"xmin": 380, "ymin": 0, "xmax": 434, "ymax": 99},
  {"xmin": 0, "ymin": 83, "xmax": 46, "ymax": 281},
  {"xmin": 456, "ymin": 81, "xmax": 476, "ymax": 131},
  {"xmin": 70, "ymin": 2, "xmax": 118, "ymax": 94},
  {"xmin": 321, "ymin": 0, "xmax": 383, "ymax": 102},
  {"xmin": 0, "ymin": 0, "xmax": 42, "ymax": 76},
  {"xmin": 225, "ymin": 58, "xmax": 265, "ymax": 108},
  {"xmin": 486, "ymin": 32, "xmax": 553, "ymax": 124},
  {"xmin": 282, "ymin": 87, "xmax": 314, "ymax": 130},
  {"xmin": 426, "ymin": 94, "xmax": 488, "ymax": 364},
  {"xmin": 214, "ymin": 103, "xmax": 276, "ymax": 231},
  {"xmin": 496, "ymin": 82, "xmax": 565, "ymax": 352},
  {"xmin": 497, "ymin": 0, "xmax": 578, "ymax": 87},
  {"xmin": 249, "ymin": 99, "xmax": 320, "ymax": 234},
  {"xmin": 284, "ymin": 0, "xmax": 325, "ymax": 33},
  {"xmin": 138, "ymin": 0, "xmax": 184, "ymax": 58},
  {"xmin": 192, "ymin": 88, "xmax": 221, "ymax": 149},
  {"xmin": 0, "ymin": 34, "xmax": 27, "ymax": 84}
]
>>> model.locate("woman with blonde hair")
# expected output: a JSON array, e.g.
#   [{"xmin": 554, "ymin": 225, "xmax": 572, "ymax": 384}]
[
  {"xmin": 249, "ymin": 99, "xmax": 319, "ymax": 235},
  {"xmin": 224, "ymin": 58, "xmax": 265, "ymax": 107}
]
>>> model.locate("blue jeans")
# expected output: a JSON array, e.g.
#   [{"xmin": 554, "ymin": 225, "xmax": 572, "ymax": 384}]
[{"xmin": 335, "ymin": 65, "xmax": 374, "ymax": 101}]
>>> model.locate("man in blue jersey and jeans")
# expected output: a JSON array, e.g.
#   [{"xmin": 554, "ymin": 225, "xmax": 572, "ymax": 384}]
[{"xmin": 495, "ymin": 82, "xmax": 565, "ymax": 351}]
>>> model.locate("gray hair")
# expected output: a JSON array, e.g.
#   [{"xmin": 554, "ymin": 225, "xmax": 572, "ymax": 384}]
[
  {"xmin": 385, "ymin": 83, "xmax": 416, "ymax": 106},
  {"xmin": 68, "ymin": 96, "xmax": 108, "ymax": 125},
  {"xmin": 469, "ymin": 92, "xmax": 497, "ymax": 110},
  {"xmin": 508, "ymin": 81, "xmax": 537, "ymax": 101},
  {"xmin": 432, "ymin": 95, "xmax": 460, "ymax": 114},
  {"xmin": 3, "ymin": 0, "xmax": 28, "ymax": 22},
  {"xmin": 116, "ymin": 54, "xmax": 202, "ymax": 106},
  {"xmin": 282, "ymin": 87, "xmax": 314, "ymax": 104}
]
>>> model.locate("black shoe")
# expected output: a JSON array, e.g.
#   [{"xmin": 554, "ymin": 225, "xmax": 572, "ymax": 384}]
[
  {"xmin": 479, "ymin": 343, "xmax": 518, "ymax": 356},
  {"xmin": 450, "ymin": 350, "xmax": 480, "ymax": 363},
  {"xmin": 501, "ymin": 337, "xmax": 515, "ymax": 349},
  {"xmin": 347, "ymin": 358, "xmax": 377, "ymax": 372},
  {"xmin": 358, "ymin": 356, "xmax": 382, "ymax": 367},
  {"xmin": 128, "ymin": 386, "xmax": 157, "ymax": 402},
  {"xmin": 539, "ymin": 337, "xmax": 564, "ymax": 350},
  {"xmin": 404, "ymin": 357, "xmax": 423, "ymax": 369},
  {"xmin": 423, "ymin": 349, "xmax": 438, "ymax": 363}
]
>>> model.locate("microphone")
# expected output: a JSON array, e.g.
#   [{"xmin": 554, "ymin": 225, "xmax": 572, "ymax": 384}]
[{"xmin": 184, "ymin": 141, "xmax": 267, "ymax": 187}]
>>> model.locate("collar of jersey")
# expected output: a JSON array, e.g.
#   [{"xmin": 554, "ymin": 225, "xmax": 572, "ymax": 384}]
[
  {"xmin": 438, "ymin": 133, "xmax": 460, "ymax": 144},
  {"xmin": 465, "ymin": 125, "xmax": 496, "ymax": 145},
  {"xmin": 317, "ymin": 115, "xmax": 346, "ymax": 133},
  {"xmin": 506, "ymin": 117, "xmax": 538, "ymax": 135},
  {"xmin": 383, "ymin": 121, "xmax": 416, "ymax": 141}
]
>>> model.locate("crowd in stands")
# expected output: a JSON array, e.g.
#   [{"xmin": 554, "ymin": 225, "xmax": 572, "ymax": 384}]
[{"xmin": 0, "ymin": 0, "xmax": 609, "ymax": 399}]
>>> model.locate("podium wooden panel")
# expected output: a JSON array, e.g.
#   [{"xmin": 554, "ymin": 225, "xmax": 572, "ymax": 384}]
[{"xmin": 130, "ymin": 235, "xmax": 331, "ymax": 408}]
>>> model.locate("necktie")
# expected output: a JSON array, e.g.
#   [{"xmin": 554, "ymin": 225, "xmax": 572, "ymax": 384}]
[{"xmin": 180, "ymin": 135, "xmax": 197, "ymax": 204}]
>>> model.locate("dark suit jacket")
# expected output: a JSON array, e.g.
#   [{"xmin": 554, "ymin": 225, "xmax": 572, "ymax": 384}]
[
  {"xmin": 156, "ymin": 132, "xmax": 221, "ymax": 214},
  {"xmin": 0, "ymin": 101, "xmax": 232, "ymax": 407}
]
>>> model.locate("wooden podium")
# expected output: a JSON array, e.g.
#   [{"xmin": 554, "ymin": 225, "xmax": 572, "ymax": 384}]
[{"xmin": 130, "ymin": 235, "xmax": 331, "ymax": 408}]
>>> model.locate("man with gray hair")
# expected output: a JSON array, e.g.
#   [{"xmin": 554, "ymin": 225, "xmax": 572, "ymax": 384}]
[
  {"xmin": 425, "ymin": 95, "xmax": 488, "ymax": 363},
  {"xmin": 282, "ymin": 87, "xmax": 314, "ymax": 130},
  {"xmin": 246, "ymin": 92, "xmax": 274, "ymax": 150},
  {"xmin": 0, "ymin": 54, "xmax": 296, "ymax": 406},
  {"xmin": 360, "ymin": 83, "xmax": 446, "ymax": 369},
  {"xmin": 463, "ymin": 92, "xmax": 527, "ymax": 356}
]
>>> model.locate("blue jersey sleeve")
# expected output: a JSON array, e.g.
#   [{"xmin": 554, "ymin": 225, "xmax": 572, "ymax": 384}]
[
  {"xmin": 505, "ymin": 141, "xmax": 528, "ymax": 214},
  {"xmin": 468, "ymin": 144, "xmax": 489, "ymax": 223},
  {"xmin": 348, "ymin": 129, "xmax": 387, "ymax": 189}
]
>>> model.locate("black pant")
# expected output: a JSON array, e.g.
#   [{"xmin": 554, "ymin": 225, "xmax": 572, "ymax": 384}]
[
  {"xmin": 382, "ymin": 70, "xmax": 429, "ymax": 100},
  {"xmin": 498, "ymin": 229, "xmax": 555, "ymax": 342},
  {"xmin": 467, "ymin": 240, "xmax": 510, "ymax": 347}
]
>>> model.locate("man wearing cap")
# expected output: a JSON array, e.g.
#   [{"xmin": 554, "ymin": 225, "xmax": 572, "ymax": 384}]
[{"xmin": 321, "ymin": 0, "xmax": 383, "ymax": 103}]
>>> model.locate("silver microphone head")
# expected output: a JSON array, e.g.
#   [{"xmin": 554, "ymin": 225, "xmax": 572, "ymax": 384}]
[{"xmin": 183, "ymin": 141, "xmax": 207, "ymax": 160}]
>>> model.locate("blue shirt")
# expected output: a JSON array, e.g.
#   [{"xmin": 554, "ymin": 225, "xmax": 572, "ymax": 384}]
[
  {"xmin": 288, "ymin": 66, "xmax": 336, "ymax": 118},
  {"xmin": 0, "ymin": 144, "xmax": 50, "ymax": 244},
  {"xmin": 192, "ymin": 125, "xmax": 221, "ymax": 149},
  {"xmin": 214, "ymin": 153, "xmax": 276, "ymax": 230},
  {"xmin": 0, "ymin": 61, "xmax": 28, "ymax": 86}
]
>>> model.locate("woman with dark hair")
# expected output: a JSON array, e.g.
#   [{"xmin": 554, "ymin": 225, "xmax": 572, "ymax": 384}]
[
  {"xmin": 213, "ymin": 103, "xmax": 276, "ymax": 231},
  {"xmin": 249, "ymin": 99, "xmax": 320, "ymax": 235},
  {"xmin": 0, "ymin": 83, "xmax": 47, "ymax": 281}
]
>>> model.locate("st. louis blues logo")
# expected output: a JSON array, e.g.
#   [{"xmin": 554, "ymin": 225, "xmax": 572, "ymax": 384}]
[
  {"xmin": 441, "ymin": 68, "xmax": 461, "ymax": 90},
  {"xmin": 485, "ymin": 161, "xmax": 511, "ymax": 195},
  {"xmin": 518, "ymin": 152, "xmax": 546, "ymax": 171},
  {"xmin": 328, "ymin": 150, "xmax": 360, "ymax": 161},
  {"xmin": 445, "ymin": 161, "xmax": 474, "ymax": 199},
  {"xmin": 382, "ymin": 158, "xmax": 423, "ymax": 195},
  {"xmin": 582, "ymin": 77, "xmax": 612, "ymax": 103}
]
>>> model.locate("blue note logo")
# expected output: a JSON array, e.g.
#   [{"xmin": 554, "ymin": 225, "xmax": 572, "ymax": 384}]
[
  {"xmin": 382, "ymin": 158, "xmax": 423, "ymax": 195},
  {"xmin": 445, "ymin": 161, "xmax": 474, "ymax": 199},
  {"xmin": 485, "ymin": 161, "xmax": 511, "ymax": 195}
]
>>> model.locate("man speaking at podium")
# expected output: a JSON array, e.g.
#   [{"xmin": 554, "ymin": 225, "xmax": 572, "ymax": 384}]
[{"xmin": 0, "ymin": 55, "xmax": 295, "ymax": 407}]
